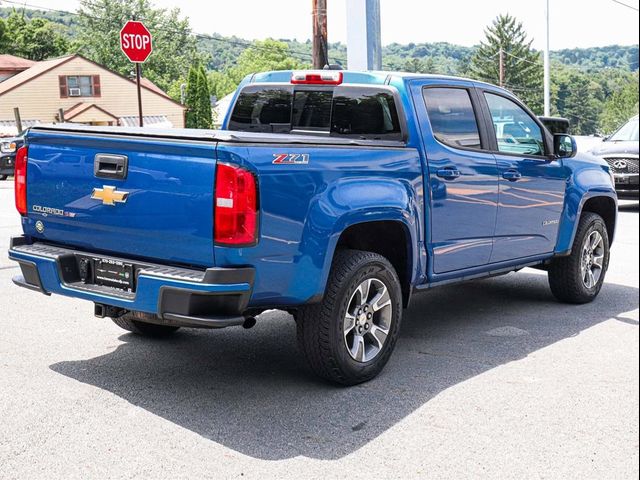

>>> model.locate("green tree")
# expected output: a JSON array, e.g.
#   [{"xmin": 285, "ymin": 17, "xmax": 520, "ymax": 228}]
[
  {"xmin": 184, "ymin": 64, "xmax": 199, "ymax": 128},
  {"xmin": 563, "ymin": 74, "xmax": 602, "ymax": 134},
  {"xmin": 74, "ymin": 0, "xmax": 202, "ymax": 92},
  {"xmin": 208, "ymin": 70, "xmax": 237, "ymax": 100},
  {"xmin": 209, "ymin": 39, "xmax": 307, "ymax": 100},
  {"xmin": 599, "ymin": 72, "xmax": 639, "ymax": 134},
  {"xmin": 184, "ymin": 63, "xmax": 212, "ymax": 129},
  {"xmin": 0, "ymin": 18, "xmax": 7, "ymax": 51},
  {"xmin": 404, "ymin": 58, "xmax": 423, "ymax": 73},
  {"xmin": 470, "ymin": 14, "xmax": 544, "ymax": 113},
  {"xmin": 18, "ymin": 17, "xmax": 69, "ymax": 60},
  {"xmin": 196, "ymin": 63, "xmax": 213, "ymax": 129},
  {"xmin": 403, "ymin": 57, "xmax": 435, "ymax": 74},
  {"xmin": 0, "ymin": 11, "xmax": 68, "ymax": 60},
  {"xmin": 551, "ymin": 65, "xmax": 603, "ymax": 135}
]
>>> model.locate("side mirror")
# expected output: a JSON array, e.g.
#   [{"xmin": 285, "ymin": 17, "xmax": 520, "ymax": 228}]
[{"xmin": 554, "ymin": 134, "xmax": 577, "ymax": 158}]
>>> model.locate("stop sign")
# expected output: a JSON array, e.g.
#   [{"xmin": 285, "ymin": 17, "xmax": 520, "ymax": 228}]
[{"xmin": 120, "ymin": 21, "xmax": 153, "ymax": 63}]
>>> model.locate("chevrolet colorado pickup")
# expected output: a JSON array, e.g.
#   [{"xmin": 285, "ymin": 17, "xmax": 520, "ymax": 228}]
[{"xmin": 9, "ymin": 70, "xmax": 617, "ymax": 385}]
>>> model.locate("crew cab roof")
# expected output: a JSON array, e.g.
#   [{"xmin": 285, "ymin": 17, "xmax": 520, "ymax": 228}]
[{"xmin": 249, "ymin": 69, "xmax": 502, "ymax": 91}]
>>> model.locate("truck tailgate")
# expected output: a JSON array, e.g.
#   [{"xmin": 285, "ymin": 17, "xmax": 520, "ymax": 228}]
[{"xmin": 24, "ymin": 129, "xmax": 216, "ymax": 267}]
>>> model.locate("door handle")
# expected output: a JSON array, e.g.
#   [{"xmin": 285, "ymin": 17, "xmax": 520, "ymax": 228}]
[
  {"xmin": 94, "ymin": 154, "xmax": 128, "ymax": 180},
  {"xmin": 436, "ymin": 167, "xmax": 461, "ymax": 180},
  {"xmin": 502, "ymin": 169, "xmax": 522, "ymax": 181}
]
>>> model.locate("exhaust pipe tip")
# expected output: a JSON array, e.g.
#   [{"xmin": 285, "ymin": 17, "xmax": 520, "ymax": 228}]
[{"xmin": 243, "ymin": 316, "xmax": 257, "ymax": 329}]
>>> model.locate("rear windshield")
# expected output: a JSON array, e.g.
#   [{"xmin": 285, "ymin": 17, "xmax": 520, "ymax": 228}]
[{"xmin": 228, "ymin": 85, "xmax": 403, "ymax": 141}]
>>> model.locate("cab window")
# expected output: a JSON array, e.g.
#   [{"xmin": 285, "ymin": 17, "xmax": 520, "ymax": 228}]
[
  {"xmin": 422, "ymin": 87, "xmax": 482, "ymax": 149},
  {"xmin": 484, "ymin": 93, "xmax": 545, "ymax": 156}
]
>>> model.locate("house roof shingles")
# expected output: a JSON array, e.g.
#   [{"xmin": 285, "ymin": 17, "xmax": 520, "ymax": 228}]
[
  {"xmin": 0, "ymin": 55, "xmax": 73, "ymax": 95},
  {"xmin": 0, "ymin": 54, "xmax": 36, "ymax": 72}
]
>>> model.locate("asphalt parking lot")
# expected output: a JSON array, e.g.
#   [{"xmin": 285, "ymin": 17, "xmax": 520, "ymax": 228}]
[{"xmin": 0, "ymin": 179, "xmax": 638, "ymax": 479}]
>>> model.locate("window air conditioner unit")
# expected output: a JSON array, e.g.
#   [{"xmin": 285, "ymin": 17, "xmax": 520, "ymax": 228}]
[{"xmin": 69, "ymin": 88, "xmax": 82, "ymax": 97}]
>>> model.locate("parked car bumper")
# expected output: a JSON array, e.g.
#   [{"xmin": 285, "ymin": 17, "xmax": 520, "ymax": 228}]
[
  {"xmin": 613, "ymin": 173, "xmax": 639, "ymax": 199},
  {"xmin": 0, "ymin": 154, "xmax": 15, "ymax": 176},
  {"xmin": 8, "ymin": 236, "xmax": 255, "ymax": 327}
]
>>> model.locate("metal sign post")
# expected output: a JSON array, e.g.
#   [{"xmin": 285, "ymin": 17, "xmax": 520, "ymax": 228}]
[{"xmin": 120, "ymin": 21, "xmax": 153, "ymax": 127}]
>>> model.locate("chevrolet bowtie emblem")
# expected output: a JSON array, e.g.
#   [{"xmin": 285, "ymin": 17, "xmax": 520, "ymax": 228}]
[{"xmin": 91, "ymin": 186, "xmax": 129, "ymax": 206}]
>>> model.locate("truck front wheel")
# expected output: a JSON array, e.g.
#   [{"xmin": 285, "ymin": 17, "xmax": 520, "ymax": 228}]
[
  {"xmin": 548, "ymin": 212, "xmax": 610, "ymax": 304},
  {"xmin": 111, "ymin": 312, "xmax": 180, "ymax": 337},
  {"xmin": 296, "ymin": 249, "xmax": 403, "ymax": 385}
]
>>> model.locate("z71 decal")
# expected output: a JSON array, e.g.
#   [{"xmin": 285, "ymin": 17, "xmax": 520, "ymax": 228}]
[{"xmin": 272, "ymin": 154, "xmax": 310, "ymax": 165}]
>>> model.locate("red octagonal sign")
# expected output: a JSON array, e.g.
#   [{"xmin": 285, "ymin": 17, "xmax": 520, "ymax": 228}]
[{"xmin": 120, "ymin": 21, "xmax": 153, "ymax": 63}]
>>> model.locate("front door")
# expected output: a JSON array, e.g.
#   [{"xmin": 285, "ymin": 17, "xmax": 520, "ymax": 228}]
[
  {"xmin": 413, "ymin": 81, "xmax": 500, "ymax": 274},
  {"xmin": 480, "ymin": 90, "xmax": 567, "ymax": 263}
]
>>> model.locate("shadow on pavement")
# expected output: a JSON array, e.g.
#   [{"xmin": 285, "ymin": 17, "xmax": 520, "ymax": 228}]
[{"xmin": 50, "ymin": 272, "xmax": 639, "ymax": 460}]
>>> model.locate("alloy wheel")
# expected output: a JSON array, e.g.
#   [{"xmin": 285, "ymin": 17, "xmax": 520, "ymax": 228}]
[{"xmin": 343, "ymin": 278, "xmax": 393, "ymax": 362}]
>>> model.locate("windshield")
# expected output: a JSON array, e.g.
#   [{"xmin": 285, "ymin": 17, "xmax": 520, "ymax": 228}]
[{"xmin": 609, "ymin": 117, "xmax": 639, "ymax": 142}]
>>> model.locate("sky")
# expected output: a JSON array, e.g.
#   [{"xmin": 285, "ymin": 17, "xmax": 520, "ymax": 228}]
[{"xmin": 4, "ymin": 0, "xmax": 640, "ymax": 49}]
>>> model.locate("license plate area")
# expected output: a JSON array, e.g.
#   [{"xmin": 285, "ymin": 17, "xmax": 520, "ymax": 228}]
[{"xmin": 77, "ymin": 256, "xmax": 136, "ymax": 292}]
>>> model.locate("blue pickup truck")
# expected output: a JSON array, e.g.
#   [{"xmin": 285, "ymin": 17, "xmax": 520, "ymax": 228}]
[{"xmin": 9, "ymin": 70, "xmax": 617, "ymax": 385}]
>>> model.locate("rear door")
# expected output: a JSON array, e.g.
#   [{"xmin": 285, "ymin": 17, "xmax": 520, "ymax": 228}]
[
  {"xmin": 26, "ymin": 129, "xmax": 217, "ymax": 267},
  {"xmin": 411, "ymin": 80, "xmax": 499, "ymax": 273},
  {"xmin": 478, "ymin": 89, "xmax": 567, "ymax": 262}
]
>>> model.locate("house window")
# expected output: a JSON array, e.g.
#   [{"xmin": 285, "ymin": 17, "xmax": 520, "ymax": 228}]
[{"xmin": 59, "ymin": 75, "xmax": 101, "ymax": 98}]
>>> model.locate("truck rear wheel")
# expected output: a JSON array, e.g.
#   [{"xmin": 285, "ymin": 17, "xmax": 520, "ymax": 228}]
[
  {"xmin": 111, "ymin": 312, "xmax": 180, "ymax": 337},
  {"xmin": 548, "ymin": 212, "xmax": 610, "ymax": 304},
  {"xmin": 0, "ymin": 175, "xmax": 7, "ymax": 181},
  {"xmin": 296, "ymin": 249, "xmax": 403, "ymax": 385}
]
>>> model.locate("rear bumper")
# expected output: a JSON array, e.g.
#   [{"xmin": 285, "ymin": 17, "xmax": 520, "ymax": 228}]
[{"xmin": 8, "ymin": 236, "xmax": 254, "ymax": 328}]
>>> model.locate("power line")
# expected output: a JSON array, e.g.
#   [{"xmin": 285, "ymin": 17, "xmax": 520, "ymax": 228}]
[
  {"xmin": 503, "ymin": 48, "xmax": 637, "ymax": 72},
  {"xmin": 610, "ymin": 0, "xmax": 639, "ymax": 11},
  {"xmin": 502, "ymin": 50, "xmax": 541, "ymax": 66},
  {"xmin": 1, "ymin": 0, "xmax": 633, "ymax": 73},
  {"xmin": 0, "ymin": 0, "xmax": 350, "ymax": 66}
]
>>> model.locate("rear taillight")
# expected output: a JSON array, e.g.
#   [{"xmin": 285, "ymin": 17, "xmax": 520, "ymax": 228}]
[
  {"xmin": 15, "ymin": 146, "xmax": 28, "ymax": 215},
  {"xmin": 214, "ymin": 163, "xmax": 258, "ymax": 246}
]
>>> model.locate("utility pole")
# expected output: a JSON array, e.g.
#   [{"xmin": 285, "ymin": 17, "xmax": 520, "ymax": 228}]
[
  {"xmin": 346, "ymin": 0, "xmax": 382, "ymax": 71},
  {"xmin": 312, "ymin": 0, "xmax": 328, "ymax": 69},
  {"xmin": 13, "ymin": 107, "xmax": 22, "ymax": 134},
  {"xmin": 499, "ymin": 48, "xmax": 505, "ymax": 87},
  {"xmin": 543, "ymin": 0, "xmax": 551, "ymax": 116}
]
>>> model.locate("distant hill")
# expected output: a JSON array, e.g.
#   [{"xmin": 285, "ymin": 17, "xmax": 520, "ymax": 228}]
[
  {"xmin": 2, "ymin": 6, "xmax": 638, "ymax": 74},
  {"xmin": 0, "ymin": 6, "xmax": 79, "ymax": 30}
]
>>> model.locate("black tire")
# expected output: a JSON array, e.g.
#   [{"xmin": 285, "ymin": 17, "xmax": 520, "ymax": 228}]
[
  {"xmin": 296, "ymin": 249, "xmax": 403, "ymax": 385},
  {"xmin": 548, "ymin": 212, "xmax": 610, "ymax": 304},
  {"xmin": 0, "ymin": 175, "xmax": 7, "ymax": 181},
  {"xmin": 111, "ymin": 312, "xmax": 180, "ymax": 337}
]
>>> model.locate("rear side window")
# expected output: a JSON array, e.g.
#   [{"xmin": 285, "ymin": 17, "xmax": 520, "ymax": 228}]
[
  {"xmin": 422, "ymin": 88, "xmax": 482, "ymax": 149},
  {"xmin": 332, "ymin": 88, "xmax": 402, "ymax": 140},
  {"xmin": 228, "ymin": 88, "xmax": 292, "ymax": 134},
  {"xmin": 228, "ymin": 85, "xmax": 403, "ymax": 141}
]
